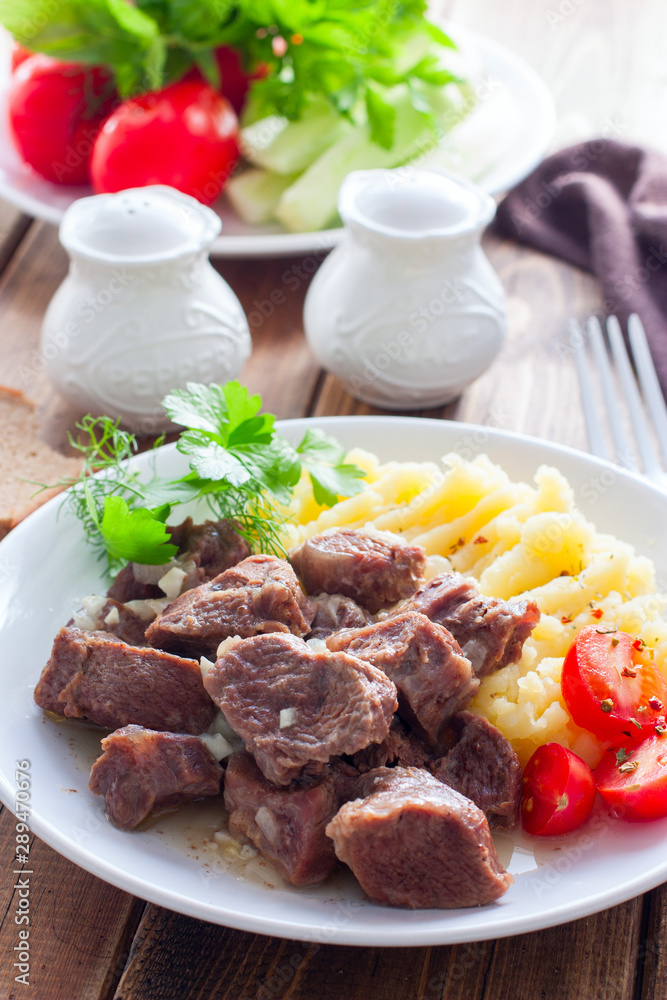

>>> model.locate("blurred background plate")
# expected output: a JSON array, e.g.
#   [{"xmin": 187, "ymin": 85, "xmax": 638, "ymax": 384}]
[{"xmin": 0, "ymin": 25, "xmax": 555, "ymax": 258}]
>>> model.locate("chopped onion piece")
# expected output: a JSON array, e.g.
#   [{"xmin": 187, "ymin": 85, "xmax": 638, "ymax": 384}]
[
  {"xmin": 103, "ymin": 605, "xmax": 120, "ymax": 626},
  {"xmin": 133, "ymin": 560, "xmax": 177, "ymax": 585},
  {"xmin": 158, "ymin": 566, "xmax": 187, "ymax": 601},
  {"xmin": 199, "ymin": 656, "xmax": 215, "ymax": 678},
  {"xmin": 198, "ymin": 732, "xmax": 234, "ymax": 760},
  {"xmin": 216, "ymin": 636, "xmax": 242, "ymax": 659},
  {"xmin": 279, "ymin": 707, "xmax": 296, "ymax": 728},
  {"xmin": 72, "ymin": 594, "xmax": 107, "ymax": 630},
  {"xmin": 208, "ymin": 710, "xmax": 242, "ymax": 746},
  {"xmin": 254, "ymin": 806, "xmax": 279, "ymax": 843}
]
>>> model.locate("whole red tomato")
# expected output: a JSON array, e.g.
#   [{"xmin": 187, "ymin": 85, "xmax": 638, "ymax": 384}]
[
  {"xmin": 214, "ymin": 46, "xmax": 267, "ymax": 115},
  {"xmin": 90, "ymin": 80, "xmax": 240, "ymax": 205},
  {"xmin": 10, "ymin": 43, "xmax": 32, "ymax": 73},
  {"xmin": 8, "ymin": 55, "xmax": 117, "ymax": 184}
]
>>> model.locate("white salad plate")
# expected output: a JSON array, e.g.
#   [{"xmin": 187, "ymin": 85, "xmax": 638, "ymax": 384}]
[
  {"xmin": 0, "ymin": 26, "xmax": 555, "ymax": 258},
  {"xmin": 0, "ymin": 416, "xmax": 666, "ymax": 946}
]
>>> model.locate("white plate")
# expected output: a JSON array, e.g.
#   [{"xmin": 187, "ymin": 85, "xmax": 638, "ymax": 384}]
[
  {"xmin": 1, "ymin": 416, "xmax": 666, "ymax": 946},
  {"xmin": 0, "ymin": 26, "xmax": 555, "ymax": 258}
]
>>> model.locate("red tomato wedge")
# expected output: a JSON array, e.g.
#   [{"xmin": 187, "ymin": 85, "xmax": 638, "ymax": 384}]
[
  {"xmin": 521, "ymin": 743, "xmax": 596, "ymax": 836},
  {"xmin": 596, "ymin": 732, "xmax": 667, "ymax": 821},
  {"xmin": 561, "ymin": 625, "xmax": 667, "ymax": 744}
]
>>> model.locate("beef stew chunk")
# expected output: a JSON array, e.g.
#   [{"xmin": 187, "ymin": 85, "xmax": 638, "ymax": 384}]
[
  {"xmin": 71, "ymin": 597, "xmax": 149, "ymax": 647},
  {"xmin": 89, "ymin": 725, "xmax": 222, "ymax": 830},
  {"xmin": 290, "ymin": 527, "xmax": 426, "ymax": 613},
  {"xmin": 224, "ymin": 750, "xmax": 357, "ymax": 886},
  {"xmin": 307, "ymin": 592, "xmax": 373, "ymax": 640},
  {"xmin": 325, "ymin": 766, "xmax": 513, "ymax": 909},
  {"xmin": 145, "ymin": 555, "xmax": 317, "ymax": 658},
  {"xmin": 107, "ymin": 517, "xmax": 249, "ymax": 602},
  {"xmin": 34, "ymin": 627, "xmax": 215, "ymax": 733},
  {"xmin": 326, "ymin": 612, "xmax": 478, "ymax": 745},
  {"xmin": 350, "ymin": 716, "xmax": 434, "ymax": 773},
  {"xmin": 204, "ymin": 632, "xmax": 397, "ymax": 786},
  {"xmin": 399, "ymin": 571, "xmax": 540, "ymax": 677},
  {"xmin": 432, "ymin": 711, "xmax": 522, "ymax": 829}
]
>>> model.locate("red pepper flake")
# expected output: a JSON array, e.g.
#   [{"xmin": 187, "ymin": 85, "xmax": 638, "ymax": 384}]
[
  {"xmin": 655, "ymin": 722, "xmax": 667, "ymax": 736},
  {"xmin": 448, "ymin": 537, "xmax": 466, "ymax": 553},
  {"xmin": 561, "ymin": 616, "xmax": 573, "ymax": 624},
  {"xmin": 633, "ymin": 638, "xmax": 646, "ymax": 651},
  {"xmin": 619, "ymin": 760, "xmax": 639, "ymax": 774},
  {"xmin": 621, "ymin": 665, "xmax": 637, "ymax": 678},
  {"xmin": 474, "ymin": 536, "xmax": 488, "ymax": 545},
  {"xmin": 591, "ymin": 608, "xmax": 603, "ymax": 619},
  {"xmin": 649, "ymin": 696, "xmax": 664, "ymax": 712}
]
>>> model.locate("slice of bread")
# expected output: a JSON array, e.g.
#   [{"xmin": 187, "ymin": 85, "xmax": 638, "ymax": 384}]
[{"xmin": 0, "ymin": 386, "xmax": 82, "ymax": 541}]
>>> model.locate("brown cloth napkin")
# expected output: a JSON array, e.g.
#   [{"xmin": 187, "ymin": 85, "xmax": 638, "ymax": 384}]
[{"xmin": 493, "ymin": 139, "xmax": 667, "ymax": 397}]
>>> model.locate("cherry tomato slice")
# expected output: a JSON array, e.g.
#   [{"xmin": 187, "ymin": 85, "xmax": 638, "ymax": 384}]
[
  {"xmin": 561, "ymin": 625, "xmax": 667, "ymax": 744},
  {"xmin": 521, "ymin": 743, "xmax": 596, "ymax": 836},
  {"xmin": 596, "ymin": 732, "xmax": 667, "ymax": 821}
]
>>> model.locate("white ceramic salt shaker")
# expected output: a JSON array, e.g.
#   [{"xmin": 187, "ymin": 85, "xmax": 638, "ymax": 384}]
[
  {"xmin": 40, "ymin": 186, "xmax": 251, "ymax": 434},
  {"xmin": 303, "ymin": 168, "xmax": 506, "ymax": 409}
]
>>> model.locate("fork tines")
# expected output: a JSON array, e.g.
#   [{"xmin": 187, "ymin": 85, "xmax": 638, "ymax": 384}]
[{"xmin": 572, "ymin": 313, "xmax": 667, "ymax": 486}]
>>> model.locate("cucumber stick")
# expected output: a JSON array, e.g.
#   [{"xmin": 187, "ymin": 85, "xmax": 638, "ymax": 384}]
[
  {"xmin": 226, "ymin": 168, "xmax": 299, "ymax": 225},
  {"xmin": 241, "ymin": 98, "xmax": 352, "ymax": 176},
  {"xmin": 275, "ymin": 89, "xmax": 436, "ymax": 233}
]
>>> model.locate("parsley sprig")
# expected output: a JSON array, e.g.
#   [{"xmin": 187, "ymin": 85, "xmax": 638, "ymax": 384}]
[{"xmin": 51, "ymin": 381, "xmax": 365, "ymax": 572}]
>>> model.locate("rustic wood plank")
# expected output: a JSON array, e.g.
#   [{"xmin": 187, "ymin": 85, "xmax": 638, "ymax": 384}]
[
  {"xmin": 0, "ymin": 202, "xmax": 32, "ymax": 280},
  {"xmin": 0, "ymin": 219, "xmax": 80, "ymax": 452},
  {"xmin": 113, "ymin": 906, "xmax": 496, "ymax": 1000},
  {"xmin": 480, "ymin": 900, "xmax": 643, "ymax": 1000},
  {"xmin": 639, "ymin": 886, "xmax": 667, "ymax": 1000},
  {"xmin": 214, "ymin": 256, "xmax": 321, "ymax": 420},
  {"xmin": 0, "ymin": 805, "xmax": 145, "ymax": 1000}
]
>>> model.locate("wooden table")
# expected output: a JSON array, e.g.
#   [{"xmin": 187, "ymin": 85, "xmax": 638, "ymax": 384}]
[{"xmin": 2, "ymin": 2, "xmax": 667, "ymax": 997}]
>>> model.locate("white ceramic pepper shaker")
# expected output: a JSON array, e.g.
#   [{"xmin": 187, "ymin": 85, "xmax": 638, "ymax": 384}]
[
  {"xmin": 40, "ymin": 185, "xmax": 251, "ymax": 434},
  {"xmin": 303, "ymin": 168, "xmax": 506, "ymax": 409}
]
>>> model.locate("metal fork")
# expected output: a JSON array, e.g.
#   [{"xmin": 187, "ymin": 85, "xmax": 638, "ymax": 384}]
[{"xmin": 572, "ymin": 313, "xmax": 667, "ymax": 488}]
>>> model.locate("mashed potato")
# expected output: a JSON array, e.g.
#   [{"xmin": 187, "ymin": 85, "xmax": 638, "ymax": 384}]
[{"xmin": 280, "ymin": 451, "xmax": 667, "ymax": 767}]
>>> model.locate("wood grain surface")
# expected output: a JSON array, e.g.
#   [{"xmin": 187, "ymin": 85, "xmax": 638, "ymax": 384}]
[{"xmin": 1, "ymin": 2, "xmax": 667, "ymax": 999}]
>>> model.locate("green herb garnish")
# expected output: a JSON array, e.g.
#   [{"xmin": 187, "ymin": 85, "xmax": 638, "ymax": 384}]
[
  {"xmin": 0, "ymin": 0, "xmax": 460, "ymax": 148},
  {"xmin": 47, "ymin": 381, "xmax": 365, "ymax": 572}
]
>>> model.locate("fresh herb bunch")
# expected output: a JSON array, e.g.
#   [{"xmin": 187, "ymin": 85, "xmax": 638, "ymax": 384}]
[
  {"xmin": 0, "ymin": 0, "xmax": 459, "ymax": 147},
  {"xmin": 52, "ymin": 381, "xmax": 365, "ymax": 573}
]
